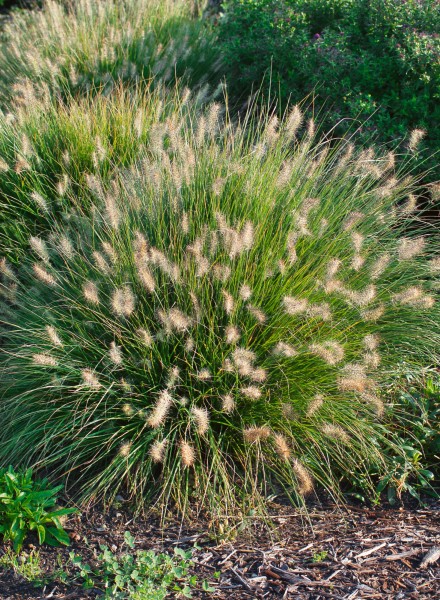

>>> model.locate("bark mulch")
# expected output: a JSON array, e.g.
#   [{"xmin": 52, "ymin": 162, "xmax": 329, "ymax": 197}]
[{"xmin": 0, "ymin": 499, "xmax": 439, "ymax": 599}]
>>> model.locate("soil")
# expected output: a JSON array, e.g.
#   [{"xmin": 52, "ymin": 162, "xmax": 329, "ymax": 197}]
[{"xmin": 0, "ymin": 499, "xmax": 439, "ymax": 599}]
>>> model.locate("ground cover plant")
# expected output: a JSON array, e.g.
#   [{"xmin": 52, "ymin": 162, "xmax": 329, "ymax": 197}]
[
  {"xmin": 1, "ymin": 101, "xmax": 439, "ymax": 521},
  {"xmin": 218, "ymin": 0, "xmax": 440, "ymax": 181},
  {"xmin": 0, "ymin": 0, "xmax": 222, "ymax": 105}
]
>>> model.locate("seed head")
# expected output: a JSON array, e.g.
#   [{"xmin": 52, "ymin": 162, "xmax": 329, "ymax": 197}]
[
  {"xmin": 283, "ymin": 296, "xmax": 308, "ymax": 315},
  {"xmin": 338, "ymin": 363, "xmax": 369, "ymax": 393},
  {"xmin": 310, "ymin": 341, "xmax": 344, "ymax": 365},
  {"xmin": 0, "ymin": 258, "xmax": 15, "ymax": 279},
  {"xmin": 147, "ymin": 390, "xmax": 173, "ymax": 428},
  {"xmin": 273, "ymin": 342, "xmax": 297, "ymax": 358},
  {"xmin": 343, "ymin": 212, "xmax": 364, "ymax": 231},
  {"xmin": 364, "ymin": 334, "xmax": 380, "ymax": 351},
  {"xmin": 361, "ymin": 393, "xmax": 384, "ymax": 416},
  {"xmin": 306, "ymin": 394, "xmax": 324, "ymax": 417},
  {"xmin": 241, "ymin": 386, "xmax": 262, "ymax": 400},
  {"xmin": 321, "ymin": 423, "xmax": 350, "ymax": 443},
  {"xmin": 111, "ymin": 286, "xmax": 136, "ymax": 317},
  {"xmin": 225, "ymin": 325, "xmax": 240, "ymax": 344},
  {"xmin": 191, "ymin": 406, "xmax": 210, "ymax": 435},
  {"xmin": 150, "ymin": 439, "xmax": 167, "ymax": 463},
  {"xmin": 292, "ymin": 458, "xmax": 313, "ymax": 495},
  {"xmin": 33, "ymin": 263, "xmax": 56, "ymax": 286},
  {"xmin": 222, "ymin": 290, "xmax": 234, "ymax": 315},
  {"xmin": 81, "ymin": 368, "xmax": 101, "ymax": 389},
  {"xmin": 243, "ymin": 426, "xmax": 271, "ymax": 443},
  {"xmin": 180, "ymin": 441, "xmax": 195, "ymax": 467},
  {"xmin": 46, "ymin": 325, "xmax": 63, "ymax": 347},
  {"xmin": 307, "ymin": 302, "xmax": 332, "ymax": 321},
  {"xmin": 285, "ymin": 105, "xmax": 303, "ymax": 138},
  {"xmin": 398, "ymin": 237, "xmax": 426, "ymax": 261},
  {"xmin": 240, "ymin": 284, "xmax": 252, "ymax": 301},
  {"xmin": 93, "ymin": 251, "xmax": 112, "ymax": 275},
  {"xmin": 119, "ymin": 442, "xmax": 132, "ymax": 458},
  {"xmin": 248, "ymin": 305, "xmax": 267, "ymax": 324},
  {"xmin": 31, "ymin": 191, "xmax": 48, "ymax": 213},
  {"xmin": 32, "ymin": 353, "xmax": 58, "ymax": 367},
  {"xmin": 109, "ymin": 341, "xmax": 123, "ymax": 365},
  {"xmin": 30, "ymin": 236, "xmax": 50, "ymax": 263},
  {"xmin": 122, "ymin": 403, "xmax": 134, "ymax": 416},
  {"xmin": 274, "ymin": 433, "xmax": 290, "ymax": 461},
  {"xmin": 408, "ymin": 128, "xmax": 426, "ymax": 152},
  {"xmin": 370, "ymin": 254, "xmax": 391, "ymax": 280},
  {"xmin": 221, "ymin": 394, "xmax": 235, "ymax": 413},
  {"xmin": 83, "ymin": 281, "xmax": 99, "ymax": 305}
]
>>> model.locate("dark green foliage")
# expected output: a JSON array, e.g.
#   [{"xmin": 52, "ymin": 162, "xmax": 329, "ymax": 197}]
[
  {"xmin": 219, "ymin": 0, "xmax": 440, "ymax": 179},
  {"xmin": 0, "ymin": 467, "xmax": 76, "ymax": 552}
]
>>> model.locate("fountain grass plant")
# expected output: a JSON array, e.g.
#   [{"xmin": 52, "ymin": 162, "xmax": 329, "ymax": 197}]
[
  {"xmin": 0, "ymin": 103, "xmax": 439, "ymax": 521},
  {"xmin": 0, "ymin": 0, "xmax": 222, "ymax": 107}
]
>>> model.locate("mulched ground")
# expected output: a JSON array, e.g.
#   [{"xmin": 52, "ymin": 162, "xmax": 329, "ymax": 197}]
[{"xmin": 0, "ymin": 499, "xmax": 439, "ymax": 599}]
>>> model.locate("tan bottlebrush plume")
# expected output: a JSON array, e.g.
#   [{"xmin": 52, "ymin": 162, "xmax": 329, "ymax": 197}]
[
  {"xmin": 273, "ymin": 342, "xmax": 297, "ymax": 358},
  {"xmin": 212, "ymin": 177, "xmax": 226, "ymax": 197},
  {"xmin": 109, "ymin": 341, "xmax": 123, "ymax": 365},
  {"xmin": 159, "ymin": 308, "xmax": 192, "ymax": 333},
  {"xmin": 307, "ymin": 302, "xmax": 332, "ymax": 321},
  {"xmin": 222, "ymin": 290, "xmax": 234, "ymax": 315},
  {"xmin": 30, "ymin": 236, "xmax": 50, "ymax": 263},
  {"xmin": 212, "ymin": 263, "xmax": 231, "ymax": 282},
  {"xmin": 222, "ymin": 358, "xmax": 234, "ymax": 372},
  {"xmin": 221, "ymin": 394, "xmax": 235, "ymax": 413},
  {"xmin": 249, "ymin": 368, "xmax": 267, "ymax": 383},
  {"xmin": 285, "ymin": 104, "xmax": 303, "ymax": 139},
  {"xmin": 370, "ymin": 253, "xmax": 391, "ymax": 280},
  {"xmin": 243, "ymin": 426, "xmax": 271, "ymax": 443},
  {"xmin": 321, "ymin": 423, "xmax": 350, "ymax": 443},
  {"xmin": 32, "ymin": 353, "xmax": 58, "ymax": 367},
  {"xmin": 56, "ymin": 174, "xmax": 69, "ymax": 197},
  {"xmin": 232, "ymin": 347, "xmax": 256, "ymax": 367},
  {"xmin": 166, "ymin": 366, "xmax": 180, "ymax": 388},
  {"xmin": 364, "ymin": 334, "xmax": 380, "ymax": 351},
  {"xmin": 338, "ymin": 363, "xmax": 369, "ymax": 393},
  {"xmin": 102, "ymin": 242, "xmax": 118, "ymax": 264},
  {"xmin": 33, "ymin": 263, "xmax": 56, "ymax": 286},
  {"xmin": 0, "ymin": 258, "xmax": 15, "ymax": 279},
  {"xmin": 274, "ymin": 433, "xmax": 290, "ymax": 461},
  {"xmin": 185, "ymin": 337, "xmax": 195, "ymax": 352},
  {"xmin": 122, "ymin": 403, "xmax": 134, "ymax": 416},
  {"xmin": 286, "ymin": 230, "xmax": 298, "ymax": 264},
  {"xmin": 277, "ymin": 160, "xmax": 293, "ymax": 188},
  {"xmin": 81, "ymin": 368, "xmax": 102, "ymax": 389},
  {"xmin": 306, "ymin": 394, "xmax": 324, "ymax": 417},
  {"xmin": 93, "ymin": 251, "xmax": 112, "ymax": 275},
  {"xmin": 46, "ymin": 325, "xmax": 63, "ymax": 347},
  {"xmin": 240, "ymin": 284, "xmax": 252, "ymax": 301},
  {"xmin": 0, "ymin": 158, "xmax": 9, "ymax": 172},
  {"xmin": 181, "ymin": 211, "xmax": 190, "ymax": 235},
  {"xmin": 180, "ymin": 441, "xmax": 195, "ymax": 467},
  {"xmin": 362, "ymin": 393, "xmax": 385, "ymax": 416},
  {"xmin": 248, "ymin": 305, "xmax": 267, "ymax": 324},
  {"xmin": 364, "ymin": 351, "xmax": 381, "ymax": 369},
  {"xmin": 345, "ymin": 284, "xmax": 376, "ymax": 307},
  {"xmin": 207, "ymin": 102, "xmax": 221, "ymax": 136},
  {"xmin": 343, "ymin": 212, "xmax": 364, "ymax": 231},
  {"xmin": 58, "ymin": 235, "xmax": 74, "ymax": 259},
  {"xmin": 408, "ymin": 128, "xmax": 426, "ymax": 152},
  {"xmin": 429, "ymin": 257, "xmax": 440, "ymax": 273},
  {"xmin": 241, "ymin": 386, "xmax": 262, "ymax": 400},
  {"xmin": 150, "ymin": 439, "xmax": 167, "ymax": 463},
  {"xmin": 351, "ymin": 232, "xmax": 364, "ymax": 253},
  {"xmin": 111, "ymin": 286, "xmax": 136, "ymax": 317},
  {"xmin": 292, "ymin": 458, "xmax": 313, "ymax": 495},
  {"xmin": 119, "ymin": 442, "xmax": 132, "ymax": 458},
  {"xmin": 147, "ymin": 390, "xmax": 173, "ymax": 428},
  {"xmin": 351, "ymin": 254, "xmax": 365, "ymax": 271},
  {"xmin": 31, "ymin": 191, "xmax": 48, "ymax": 212},
  {"xmin": 191, "ymin": 406, "xmax": 210, "ymax": 435},
  {"xmin": 83, "ymin": 281, "xmax": 99, "ymax": 305},
  {"xmin": 393, "ymin": 286, "xmax": 434, "ymax": 308},
  {"xmin": 401, "ymin": 194, "xmax": 418, "ymax": 215},
  {"xmin": 104, "ymin": 194, "xmax": 120, "ymax": 230},
  {"xmin": 137, "ymin": 264, "xmax": 155, "ymax": 293},
  {"xmin": 325, "ymin": 258, "xmax": 341, "ymax": 280},
  {"xmin": 15, "ymin": 158, "xmax": 31, "ymax": 173},
  {"xmin": 398, "ymin": 237, "xmax": 426, "ymax": 261},
  {"xmin": 197, "ymin": 369, "xmax": 211, "ymax": 381},
  {"xmin": 225, "ymin": 325, "xmax": 240, "ymax": 344},
  {"xmin": 310, "ymin": 341, "xmax": 344, "ymax": 365},
  {"xmin": 283, "ymin": 296, "xmax": 308, "ymax": 315},
  {"xmin": 361, "ymin": 304, "xmax": 385, "ymax": 322}
]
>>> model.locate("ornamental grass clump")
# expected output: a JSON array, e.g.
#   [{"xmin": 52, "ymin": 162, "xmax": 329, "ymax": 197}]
[
  {"xmin": 0, "ymin": 104, "xmax": 439, "ymax": 519},
  {"xmin": 0, "ymin": 0, "xmax": 222, "ymax": 106}
]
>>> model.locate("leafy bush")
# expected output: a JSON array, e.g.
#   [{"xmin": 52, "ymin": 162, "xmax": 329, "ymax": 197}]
[
  {"xmin": 218, "ymin": 0, "xmax": 440, "ymax": 179},
  {"xmin": 0, "ymin": 0, "xmax": 223, "ymax": 106},
  {"xmin": 0, "ymin": 104, "xmax": 439, "ymax": 519},
  {"xmin": 69, "ymin": 531, "xmax": 203, "ymax": 599},
  {"xmin": 0, "ymin": 85, "xmax": 198, "ymax": 261},
  {"xmin": 0, "ymin": 467, "xmax": 76, "ymax": 552}
]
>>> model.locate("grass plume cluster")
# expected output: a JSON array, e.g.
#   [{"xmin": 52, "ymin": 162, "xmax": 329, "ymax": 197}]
[
  {"xmin": 1, "ymin": 102, "xmax": 439, "ymax": 519},
  {"xmin": 0, "ymin": 0, "xmax": 222, "ymax": 105}
]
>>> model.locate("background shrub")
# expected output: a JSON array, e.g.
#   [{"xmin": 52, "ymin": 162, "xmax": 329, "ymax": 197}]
[
  {"xmin": 218, "ymin": 0, "xmax": 440, "ymax": 183},
  {"xmin": 1, "ymin": 104, "xmax": 439, "ymax": 518}
]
